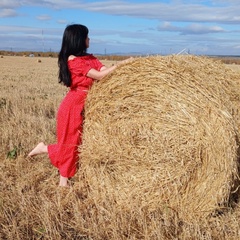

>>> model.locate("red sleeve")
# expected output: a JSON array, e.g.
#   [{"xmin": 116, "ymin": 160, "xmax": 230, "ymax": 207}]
[
  {"xmin": 68, "ymin": 55, "xmax": 104, "ymax": 76},
  {"xmin": 68, "ymin": 58, "xmax": 92, "ymax": 76},
  {"xmin": 94, "ymin": 58, "xmax": 105, "ymax": 71}
]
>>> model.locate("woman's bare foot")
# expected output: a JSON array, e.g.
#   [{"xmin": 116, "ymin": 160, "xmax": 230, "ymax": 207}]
[
  {"xmin": 28, "ymin": 142, "xmax": 48, "ymax": 157},
  {"xmin": 59, "ymin": 175, "xmax": 68, "ymax": 187}
]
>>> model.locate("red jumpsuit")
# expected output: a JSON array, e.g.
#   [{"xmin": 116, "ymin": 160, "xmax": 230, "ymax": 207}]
[{"xmin": 48, "ymin": 55, "xmax": 104, "ymax": 178}]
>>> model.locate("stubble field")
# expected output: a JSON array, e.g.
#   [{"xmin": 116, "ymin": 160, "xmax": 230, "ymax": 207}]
[{"xmin": 1, "ymin": 55, "xmax": 240, "ymax": 239}]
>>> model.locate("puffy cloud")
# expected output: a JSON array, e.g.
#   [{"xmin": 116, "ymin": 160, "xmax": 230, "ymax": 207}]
[
  {"xmin": 0, "ymin": 8, "xmax": 18, "ymax": 18},
  {"xmin": 1, "ymin": 0, "xmax": 240, "ymax": 24},
  {"xmin": 158, "ymin": 22, "xmax": 225, "ymax": 35},
  {"xmin": 36, "ymin": 14, "xmax": 52, "ymax": 21},
  {"xmin": 57, "ymin": 19, "xmax": 68, "ymax": 24},
  {"xmin": 0, "ymin": 0, "xmax": 20, "ymax": 9}
]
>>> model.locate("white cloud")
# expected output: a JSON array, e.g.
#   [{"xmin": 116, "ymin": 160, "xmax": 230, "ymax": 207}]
[
  {"xmin": 0, "ymin": 25, "xmax": 63, "ymax": 51},
  {"xmin": 1, "ymin": 1, "xmax": 240, "ymax": 24},
  {"xmin": 57, "ymin": 19, "xmax": 68, "ymax": 24},
  {"xmin": 68, "ymin": 1, "xmax": 240, "ymax": 24},
  {"xmin": 0, "ymin": 0, "xmax": 20, "ymax": 8},
  {"xmin": 0, "ymin": 8, "xmax": 18, "ymax": 17},
  {"xmin": 36, "ymin": 14, "xmax": 52, "ymax": 21},
  {"xmin": 158, "ymin": 22, "xmax": 225, "ymax": 35}
]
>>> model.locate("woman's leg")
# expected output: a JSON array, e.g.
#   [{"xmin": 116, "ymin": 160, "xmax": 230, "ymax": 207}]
[
  {"xmin": 28, "ymin": 142, "xmax": 48, "ymax": 157},
  {"xmin": 28, "ymin": 142, "xmax": 70, "ymax": 186}
]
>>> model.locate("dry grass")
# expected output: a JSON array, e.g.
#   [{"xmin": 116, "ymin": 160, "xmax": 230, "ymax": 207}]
[{"xmin": 1, "ymin": 55, "xmax": 240, "ymax": 239}]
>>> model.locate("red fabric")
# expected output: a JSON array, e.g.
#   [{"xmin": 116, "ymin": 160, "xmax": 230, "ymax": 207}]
[{"xmin": 48, "ymin": 54, "xmax": 104, "ymax": 178}]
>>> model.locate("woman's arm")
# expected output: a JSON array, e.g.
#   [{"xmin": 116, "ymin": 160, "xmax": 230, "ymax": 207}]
[
  {"xmin": 87, "ymin": 65, "xmax": 117, "ymax": 80},
  {"xmin": 100, "ymin": 66, "xmax": 107, "ymax": 71},
  {"xmin": 87, "ymin": 57, "xmax": 133, "ymax": 81}
]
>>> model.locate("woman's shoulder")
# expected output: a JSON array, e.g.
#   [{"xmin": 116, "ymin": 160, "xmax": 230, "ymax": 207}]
[
  {"xmin": 69, "ymin": 54, "xmax": 95, "ymax": 60},
  {"xmin": 68, "ymin": 55, "xmax": 76, "ymax": 61},
  {"xmin": 68, "ymin": 54, "xmax": 97, "ymax": 64}
]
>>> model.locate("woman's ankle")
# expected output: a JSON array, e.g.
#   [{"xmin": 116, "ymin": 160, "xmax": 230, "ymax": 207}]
[{"xmin": 59, "ymin": 175, "xmax": 68, "ymax": 187}]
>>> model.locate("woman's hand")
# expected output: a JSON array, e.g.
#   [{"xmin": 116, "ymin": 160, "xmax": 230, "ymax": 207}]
[
  {"xmin": 117, "ymin": 57, "xmax": 134, "ymax": 66},
  {"xmin": 87, "ymin": 57, "xmax": 135, "ymax": 81}
]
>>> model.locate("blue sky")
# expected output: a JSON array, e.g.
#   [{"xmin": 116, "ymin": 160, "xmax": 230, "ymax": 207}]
[{"xmin": 0, "ymin": 0, "xmax": 239, "ymax": 55}]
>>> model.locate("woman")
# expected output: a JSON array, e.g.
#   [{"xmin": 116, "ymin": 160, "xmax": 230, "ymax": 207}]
[{"xmin": 28, "ymin": 24, "xmax": 132, "ymax": 186}]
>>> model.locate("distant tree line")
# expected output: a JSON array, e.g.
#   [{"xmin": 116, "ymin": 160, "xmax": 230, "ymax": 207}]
[
  {"xmin": 217, "ymin": 57, "xmax": 240, "ymax": 65},
  {"xmin": 0, "ymin": 50, "xmax": 58, "ymax": 58},
  {"xmin": 0, "ymin": 50, "xmax": 131, "ymax": 61},
  {"xmin": 1, "ymin": 50, "xmax": 239, "ymax": 64}
]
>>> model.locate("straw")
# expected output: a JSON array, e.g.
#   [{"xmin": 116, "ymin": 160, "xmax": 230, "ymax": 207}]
[{"xmin": 79, "ymin": 55, "xmax": 239, "ymax": 221}]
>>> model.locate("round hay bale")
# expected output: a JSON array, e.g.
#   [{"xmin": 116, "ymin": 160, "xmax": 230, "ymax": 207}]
[{"xmin": 79, "ymin": 55, "xmax": 239, "ymax": 221}]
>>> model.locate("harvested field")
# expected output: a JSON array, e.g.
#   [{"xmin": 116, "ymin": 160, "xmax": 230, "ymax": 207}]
[{"xmin": 1, "ymin": 55, "xmax": 240, "ymax": 239}]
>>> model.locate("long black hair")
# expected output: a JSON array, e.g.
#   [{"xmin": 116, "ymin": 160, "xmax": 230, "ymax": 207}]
[{"xmin": 58, "ymin": 24, "xmax": 89, "ymax": 87}]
